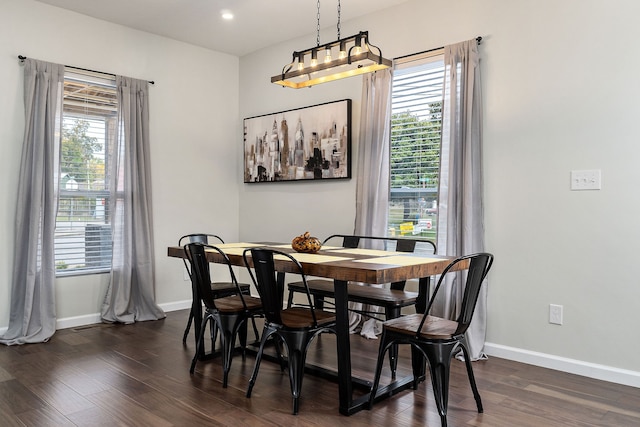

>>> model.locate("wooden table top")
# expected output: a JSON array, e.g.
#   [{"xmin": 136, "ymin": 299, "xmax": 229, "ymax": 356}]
[{"xmin": 167, "ymin": 242, "xmax": 467, "ymax": 284}]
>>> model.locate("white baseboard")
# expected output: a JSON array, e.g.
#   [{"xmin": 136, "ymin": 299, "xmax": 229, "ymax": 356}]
[
  {"xmin": 0, "ymin": 300, "xmax": 192, "ymax": 335},
  {"xmin": 157, "ymin": 299, "xmax": 192, "ymax": 313},
  {"xmin": 56, "ymin": 313, "xmax": 103, "ymax": 330},
  {"xmin": 484, "ymin": 342, "xmax": 640, "ymax": 389},
  {"xmin": 55, "ymin": 300, "xmax": 192, "ymax": 330}
]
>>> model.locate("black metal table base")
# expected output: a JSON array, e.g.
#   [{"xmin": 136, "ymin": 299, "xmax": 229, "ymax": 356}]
[{"xmin": 245, "ymin": 337, "xmax": 423, "ymax": 415}]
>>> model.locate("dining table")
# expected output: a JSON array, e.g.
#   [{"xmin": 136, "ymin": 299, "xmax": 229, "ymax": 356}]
[{"xmin": 167, "ymin": 241, "xmax": 468, "ymax": 416}]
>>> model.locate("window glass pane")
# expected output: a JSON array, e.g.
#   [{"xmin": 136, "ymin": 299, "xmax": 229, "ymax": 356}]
[
  {"xmin": 389, "ymin": 54, "xmax": 444, "ymax": 241},
  {"xmin": 55, "ymin": 70, "xmax": 116, "ymax": 275}
]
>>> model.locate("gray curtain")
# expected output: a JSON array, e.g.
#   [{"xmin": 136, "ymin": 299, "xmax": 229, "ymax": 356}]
[
  {"xmin": 434, "ymin": 39, "xmax": 486, "ymax": 360},
  {"xmin": 352, "ymin": 69, "xmax": 392, "ymax": 338},
  {"xmin": 1, "ymin": 59, "xmax": 64, "ymax": 345},
  {"xmin": 101, "ymin": 76, "xmax": 165, "ymax": 323}
]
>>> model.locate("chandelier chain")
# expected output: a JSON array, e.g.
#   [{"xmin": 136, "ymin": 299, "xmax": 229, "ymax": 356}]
[
  {"xmin": 316, "ymin": 0, "xmax": 321, "ymax": 47},
  {"xmin": 316, "ymin": 1, "xmax": 342, "ymax": 46},
  {"xmin": 337, "ymin": 0, "xmax": 341, "ymax": 39}
]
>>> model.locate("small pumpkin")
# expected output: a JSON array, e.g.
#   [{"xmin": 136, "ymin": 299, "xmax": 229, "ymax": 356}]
[{"xmin": 291, "ymin": 231, "xmax": 322, "ymax": 254}]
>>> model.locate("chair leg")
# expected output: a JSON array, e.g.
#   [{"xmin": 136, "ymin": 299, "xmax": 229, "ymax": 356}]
[
  {"xmin": 238, "ymin": 317, "xmax": 248, "ymax": 361},
  {"xmin": 288, "ymin": 347, "xmax": 304, "ymax": 415},
  {"xmin": 273, "ymin": 337, "xmax": 286, "ymax": 371},
  {"xmin": 420, "ymin": 341, "xmax": 459, "ymax": 427},
  {"xmin": 280, "ymin": 329, "xmax": 311, "ymax": 415},
  {"xmin": 368, "ymin": 329, "xmax": 394, "ymax": 409},
  {"xmin": 247, "ymin": 326, "xmax": 277, "ymax": 397},
  {"xmin": 385, "ymin": 307, "xmax": 401, "ymax": 379},
  {"xmin": 210, "ymin": 316, "xmax": 217, "ymax": 353},
  {"xmin": 239, "ymin": 288, "xmax": 260, "ymax": 341},
  {"xmin": 460, "ymin": 340, "xmax": 483, "ymax": 413},
  {"xmin": 250, "ymin": 315, "xmax": 260, "ymax": 343},
  {"xmin": 182, "ymin": 307, "xmax": 194, "ymax": 344},
  {"xmin": 190, "ymin": 314, "xmax": 210, "ymax": 374},
  {"xmin": 411, "ymin": 344, "xmax": 427, "ymax": 389},
  {"xmin": 218, "ymin": 313, "xmax": 244, "ymax": 388},
  {"xmin": 289, "ymin": 346, "xmax": 303, "ymax": 415}
]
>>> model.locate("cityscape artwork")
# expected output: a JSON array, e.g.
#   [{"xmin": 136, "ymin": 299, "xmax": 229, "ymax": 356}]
[{"xmin": 243, "ymin": 99, "xmax": 351, "ymax": 183}]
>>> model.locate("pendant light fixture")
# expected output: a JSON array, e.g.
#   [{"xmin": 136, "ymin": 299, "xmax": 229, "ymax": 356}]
[{"xmin": 271, "ymin": 0, "xmax": 391, "ymax": 89}]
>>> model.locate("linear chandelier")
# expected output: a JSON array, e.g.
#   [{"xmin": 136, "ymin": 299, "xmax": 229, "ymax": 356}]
[{"xmin": 271, "ymin": 1, "xmax": 391, "ymax": 89}]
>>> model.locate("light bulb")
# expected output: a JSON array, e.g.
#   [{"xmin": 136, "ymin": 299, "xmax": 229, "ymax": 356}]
[
  {"xmin": 339, "ymin": 41, "xmax": 347, "ymax": 59},
  {"xmin": 354, "ymin": 36, "xmax": 362, "ymax": 55},
  {"xmin": 324, "ymin": 47, "xmax": 332, "ymax": 63},
  {"xmin": 310, "ymin": 50, "xmax": 318, "ymax": 67}
]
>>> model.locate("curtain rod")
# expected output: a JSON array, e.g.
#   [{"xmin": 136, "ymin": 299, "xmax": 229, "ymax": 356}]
[
  {"xmin": 17, "ymin": 55, "xmax": 155, "ymax": 85},
  {"xmin": 393, "ymin": 36, "xmax": 482, "ymax": 62}
]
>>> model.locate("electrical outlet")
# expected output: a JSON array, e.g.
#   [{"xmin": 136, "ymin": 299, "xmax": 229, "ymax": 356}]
[{"xmin": 549, "ymin": 304, "xmax": 563, "ymax": 325}]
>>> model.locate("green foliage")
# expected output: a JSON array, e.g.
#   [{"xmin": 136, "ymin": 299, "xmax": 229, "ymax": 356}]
[
  {"xmin": 390, "ymin": 102, "xmax": 441, "ymax": 188},
  {"xmin": 61, "ymin": 120, "xmax": 103, "ymax": 183}
]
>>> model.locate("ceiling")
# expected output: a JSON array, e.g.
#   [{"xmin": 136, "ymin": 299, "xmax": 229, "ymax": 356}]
[{"xmin": 34, "ymin": 0, "xmax": 411, "ymax": 57}]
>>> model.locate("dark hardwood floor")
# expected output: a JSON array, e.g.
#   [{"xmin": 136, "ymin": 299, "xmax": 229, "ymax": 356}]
[{"xmin": 1, "ymin": 309, "xmax": 638, "ymax": 426}]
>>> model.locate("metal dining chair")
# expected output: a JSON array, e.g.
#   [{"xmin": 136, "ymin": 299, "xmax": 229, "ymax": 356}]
[
  {"xmin": 185, "ymin": 243, "xmax": 262, "ymax": 387},
  {"xmin": 178, "ymin": 233, "xmax": 257, "ymax": 346},
  {"xmin": 243, "ymin": 247, "xmax": 336, "ymax": 415},
  {"xmin": 368, "ymin": 252, "xmax": 494, "ymax": 427}
]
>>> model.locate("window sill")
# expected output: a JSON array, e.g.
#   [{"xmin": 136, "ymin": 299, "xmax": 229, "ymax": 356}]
[{"xmin": 56, "ymin": 268, "xmax": 110, "ymax": 278}]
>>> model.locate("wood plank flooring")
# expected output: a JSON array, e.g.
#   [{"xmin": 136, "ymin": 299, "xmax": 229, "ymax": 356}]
[{"xmin": 1, "ymin": 309, "xmax": 638, "ymax": 426}]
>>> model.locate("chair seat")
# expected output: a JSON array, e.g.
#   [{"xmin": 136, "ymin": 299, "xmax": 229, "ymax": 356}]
[
  {"xmin": 288, "ymin": 279, "xmax": 419, "ymax": 308},
  {"xmin": 280, "ymin": 307, "xmax": 336, "ymax": 329},
  {"xmin": 215, "ymin": 295, "xmax": 262, "ymax": 314},
  {"xmin": 383, "ymin": 313, "xmax": 459, "ymax": 340}
]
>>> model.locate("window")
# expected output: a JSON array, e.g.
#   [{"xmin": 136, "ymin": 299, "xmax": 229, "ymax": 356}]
[
  {"xmin": 388, "ymin": 51, "xmax": 444, "ymax": 240},
  {"xmin": 55, "ymin": 70, "xmax": 117, "ymax": 275}
]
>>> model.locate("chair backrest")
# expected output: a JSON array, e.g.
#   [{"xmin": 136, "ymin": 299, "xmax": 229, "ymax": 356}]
[
  {"xmin": 184, "ymin": 242, "xmax": 246, "ymax": 310},
  {"xmin": 243, "ymin": 248, "xmax": 319, "ymax": 326},
  {"xmin": 419, "ymin": 252, "xmax": 494, "ymax": 337},
  {"xmin": 323, "ymin": 234, "xmax": 436, "ymax": 255},
  {"xmin": 179, "ymin": 234, "xmax": 225, "ymax": 279},
  {"xmin": 178, "ymin": 233, "xmax": 225, "ymax": 246}
]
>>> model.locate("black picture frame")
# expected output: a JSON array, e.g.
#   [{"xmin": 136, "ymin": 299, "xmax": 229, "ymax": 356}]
[{"xmin": 243, "ymin": 99, "xmax": 351, "ymax": 183}]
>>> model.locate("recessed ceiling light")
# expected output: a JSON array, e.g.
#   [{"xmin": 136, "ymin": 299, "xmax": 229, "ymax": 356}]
[{"xmin": 221, "ymin": 10, "xmax": 234, "ymax": 20}]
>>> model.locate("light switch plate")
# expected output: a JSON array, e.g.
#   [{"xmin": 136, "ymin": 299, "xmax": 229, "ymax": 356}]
[{"xmin": 570, "ymin": 170, "xmax": 601, "ymax": 190}]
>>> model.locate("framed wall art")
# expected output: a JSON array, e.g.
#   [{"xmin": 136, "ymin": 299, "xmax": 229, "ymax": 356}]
[{"xmin": 243, "ymin": 99, "xmax": 351, "ymax": 183}]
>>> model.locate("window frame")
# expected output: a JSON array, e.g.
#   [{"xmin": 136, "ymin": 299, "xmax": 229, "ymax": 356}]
[
  {"xmin": 388, "ymin": 49, "xmax": 444, "ymax": 240},
  {"xmin": 55, "ymin": 69, "xmax": 117, "ymax": 277}
]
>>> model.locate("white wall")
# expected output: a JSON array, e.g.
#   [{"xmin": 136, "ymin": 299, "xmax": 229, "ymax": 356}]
[
  {"xmin": 239, "ymin": 0, "xmax": 640, "ymax": 381},
  {"xmin": 0, "ymin": 0, "xmax": 241, "ymax": 326},
  {"xmin": 2, "ymin": 0, "xmax": 639, "ymax": 386}
]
